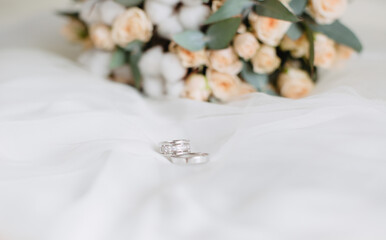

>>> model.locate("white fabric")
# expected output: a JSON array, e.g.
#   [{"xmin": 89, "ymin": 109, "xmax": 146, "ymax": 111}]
[{"xmin": 1, "ymin": 1, "xmax": 386, "ymax": 240}]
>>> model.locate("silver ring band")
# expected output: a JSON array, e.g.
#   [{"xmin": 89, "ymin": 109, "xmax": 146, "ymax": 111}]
[{"xmin": 169, "ymin": 153, "xmax": 209, "ymax": 165}]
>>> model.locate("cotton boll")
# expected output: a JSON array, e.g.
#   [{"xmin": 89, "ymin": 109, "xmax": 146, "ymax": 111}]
[
  {"xmin": 80, "ymin": 0, "xmax": 102, "ymax": 24},
  {"xmin": 157, "ymin": 15, "xmax": 184, "ymax": 39},
  {"xmin": 161, "ymin": 53, "xmax": 187, "ymax": 83},
  {"xmin": 78, "ymin": 49, "xmax": 112, "ymax": 77},
  {"xmin": 139, "ymin": 46, "xmax": 164, "ymax": 77},
  {"xmin": 178, "ymin": 5, "xmax": 211, "ymax": 30},
  {"xmin": 181, "ymin": 0, "xmax": 203, "ymax": 6},
  {"xmin": 165, "ymin": 81, "xmax": 184, "ymax": 98},
  {"xmin": 143, "ymin": 77, "xmax": 165, "ymax": 98},
  {"xmin": 153, "ymin": 0, "xmax": 180, "ymax": 6},
  {"xmin": 99, "ymin": 0, "xmax": 126, "ymax": 25},
  {"xmin": 145, "ymin": 0, "xmax": 174, "ymax": 25}
]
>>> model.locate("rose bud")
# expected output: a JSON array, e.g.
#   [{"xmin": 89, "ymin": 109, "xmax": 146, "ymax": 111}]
[
  {"xmin": 307, "ymin": 0, "xmax": 348, "ymax": 25},
  {"xmin": 280, "ymin": 34, "xmax": 309, "ymax": 58},
  {"xmin": 233, "ymin": 32, "xmax": 260, "ymax": 60},
  {"xmin": 207, "ymin": 70, "xmax": 243, "ymax": 102},
  {"xmin": 183, "ymin": 73, "xmax": 212, "ymax": 101},
  {"xmin": 172, "ymin": 44, "xmax": 208, "ymax": 68},
  {"xmin": 251, "ymin": 45, "xmax": 281, "ymax": 74},
  {"xmin": 249, "ymin": 12, "xmax": 291, "ymax": 47},
  {"xmin": 89, "ymin": 23, "xmax": 115, "ymax": 51},
  {"xmin": 112, "ymin": 7, "xmax": 153, "ymax": 47},
  {"xmin": 313, "ymin": 33, "xmax": 337, "ymax": 69},
  {"xmin": 277, "ymin": 68, "xmax": 314, "ymax": 99},
  {"xmin": 209, "ymin": 47, "xmax": 243, "ymax": 76}
]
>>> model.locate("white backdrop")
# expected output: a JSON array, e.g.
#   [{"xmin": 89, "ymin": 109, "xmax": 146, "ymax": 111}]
[{"xmin": 0, "ymin": 1, "xmax": 386, "ymax": 240}]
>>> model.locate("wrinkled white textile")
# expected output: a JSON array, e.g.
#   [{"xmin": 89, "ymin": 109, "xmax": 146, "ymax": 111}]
[{"xmin": 1, "ymin": 1, "xmax": 386, "ymax": 240}]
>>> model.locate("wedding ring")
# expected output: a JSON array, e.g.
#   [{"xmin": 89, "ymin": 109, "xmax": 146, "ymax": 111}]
[
  {"xmin": 159, "ymin": 139, "xmax": 191, "ymax": 156},
  {"xmin": 169, "ymin": 153, "xmax": 209, "ymax": 165}
]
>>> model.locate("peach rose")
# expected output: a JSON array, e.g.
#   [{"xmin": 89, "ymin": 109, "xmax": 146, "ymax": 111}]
[
  {"xmin": 336, "ymin": 44, "xmax": 354, "ymax": 60},
  {"xmin": 313, "ymin": 33, "xmax": 336, "ymax": 69},
  {"xmin": 233, "ymin": 32, "xmax": 260, "ymax": 60},
  {"xmin": 307, "ymin": 0, "xmax": 348, "ymax": 24},
  {"xmin": 207, "ymin": 70, "xmax": 255, "ymax": 102},
  {"xmin": 112, "ymin": 7, "xmax": 153, "ymax": 47},
  {"xmin": 249, "ymin": 12, "xmax": 291, "ymax": 47},
  {"xmin": 280, "ymin": 34, "xmax": 309, "ymax": 58},
  {"xmin": 251, "ymin": 45, "xmax": 281, "ymax": 74},
  {"xmin": 209, "ymin": 47, "xmax": 243, "ymax": 75},
  {"xmin": 89, "ymin": 23, "xmax": 115, "ymax": 51},
  {"xmin": 183, "ymin": 73, "xmax": 212, "ymax": 101},
  {"xmin": 277, "ymin": 68, "xmax": 314, "ymax": 99},
  {"xmin": 173, "ymin": 44, "xmax": 208, "ymax": 68}
]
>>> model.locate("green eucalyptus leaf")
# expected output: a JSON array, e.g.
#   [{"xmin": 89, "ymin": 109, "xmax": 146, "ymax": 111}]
[
  {"xmin": 255, "ymin": 0, "xmax": 299, "ymax": 22},
  {"xmin": 124, "ymin": 40, "xmax": 144, "ymax": 52},
  {"xmin": 309, "ymin": 20, "xmax": 363, "ymax": 52},
  {"xmin": 129, "ymin": 50, "xmax": 142, "ymax": 90},
  {"xmin": 206, "ymin": 17, "xmax": 242, "ymax": 50},
  {"xmin": 57, "ymin": 11, "xmax": 79, "ymax": 18},
  {"xmin": 304, "ymin": 23, "xmax": 315, "ymax": 76},
  {"xmin": 287, "ymin": 23, "xmax": 303, "ymax": 40},
  {"xmin": 115, "ymin": 0, "xmax": 144, "ymax": 7},
  {"xmin": 110, "ymin": 48, "xmax": 126, "ymax": 70},
  {"xmin": 241, "ymin": 61, "xmax": 269, "ymax": 91},
  {"xmin": 172, "ymin": 30, "xmax": 207, "ymax": 51},
  {"xmin": 204, "ymin": 0, "xmax": 254, "ymax": 24},
  {"xmin": 289, "ymin": 0, "xmax": 308, "ymax": 15}
]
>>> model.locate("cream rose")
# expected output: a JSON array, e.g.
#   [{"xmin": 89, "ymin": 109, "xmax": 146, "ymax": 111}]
[
  {"xmin": 183, "ymin": 74, "xmax": 212, "ymax": 101},
  {"xmin": 336, "ymin": 44, "xmax": 354, "ymax": 60},
  {"xmin": 209, "ymin": 47, "xmax": 243, "ymax": 76},
  {"xmin": 172, "ymin": 44, "xmax": 208, "ymax": 68},
  {"xmin": 277, "ymin": 68, "xmax": 314, "ymax": 99},
  {"xmin": 251, "ymin": 45, "xmax": 281, "ymax": 74},
  {"xmin": 313, "ymin": 33, "xmax": 336, "ymax": 69},
  {"xmin": 280, "ymin": 34, "xmax": 309, "ymax": 58},
  {"xmin": 249, "ymin": 12, "xmax": 291, "ymax": 47},
  {"xmin": 307, "ymin": 0, "xmax": 348, "ymax": 25},
  {"xmin": 233, "ymin": 32, "xmax": 260, "ymax": 60},
  {"xmin": 112, "ymin": 7, "xmax": 153, "ymax": 47},
  {"xmin": 90, "ymin": 23, "xmax": 115, "ymax": 51}
]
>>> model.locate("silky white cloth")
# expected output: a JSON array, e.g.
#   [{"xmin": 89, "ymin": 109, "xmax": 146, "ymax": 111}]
[{"xmin": 1, "ymin": 1, "xmax": 386, "ymax": 240}]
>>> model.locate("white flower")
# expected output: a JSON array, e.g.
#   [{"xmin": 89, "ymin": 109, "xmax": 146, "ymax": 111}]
[
  {"xmin": 144, "ymin": 0, "xmax": 173, "ymax": 25},
  {"xmin": 233, "ymin": 32, "xmax": 260, "ymax": 60},
  {"xmin": 178, "ymin": 4, "xmax": 211, "ymax": 30},
  {"xmin": 313, "ymin": 33, "xmax": 336, "ymax": 69},
  {"xmin": 142, "ymin": 76, "xmax": 165, "ymax": 98},
  {"xmin": 138, "ymin": 46, "xmax": 164, "ymax": 77},
  {"xmin": 277, "ymin": 68, "xmax": 314, "ymax": 99},
  {"xmin": 207, "ymin": 70, "xmax": 255, "ymax": 102},
  {"xmin": 183, "ymin": 73, "xmax": 212, "ymax": 101},
  {"xmin": 99, "ymin": 0, "xmax": 126, "ymax": 26},
  {"xmin": 280, "ymin": 34, "xmax": 309, "ymax": 58},
  {"xmin": 160, "ymin": 53, "xmax": 187, "ymax": 83},
  {"xmin": 209, "ymin": 47, "xmax": 243, "ymax": 76},
  {"xmin": 139, "ymin": 47, "xmax": 187, "ymax": 98},
  {"xmin": 80, "ymin": 0, "xmax": 103, "ymax": 24},
  {"xmin": 145, "ymin": 0, "xmax": 210, "ymax": 39},
  {"xmin": 157, "ymin": 14, "xmax": 184, "ymax": 39},
  {"xmin": 111, "ymin": 65, "xmax": 133, "ymax": 84},
  {"xmin": 171, "ymin": 43, "xmax": 208, "ymax": 68},
  {"xmin": 251, "ymin": 45, "xmax": 281, "ymax": 74},
  {"xmin": 78, "ymin": 49, "xmax": 112, "ymax": 77},
  {"xmin": 89, "ymin": 23, "xmax": 115, "ymax": 51},
  {"xmin": 112, "ymin": 7, "xmax": 153, "ymax": 47},
  {"xmin": 307, "ymin": 0, "xmax": 348, "ymax": 25},
  {"xmin": 249, "ymin": 12, "xmax": 291, "ymax": 47}
]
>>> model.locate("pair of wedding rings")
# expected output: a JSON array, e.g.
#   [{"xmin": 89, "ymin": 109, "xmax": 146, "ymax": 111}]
[{"xmin": 159, "ymin": 140, "xmax": 209, "ymax": 165}]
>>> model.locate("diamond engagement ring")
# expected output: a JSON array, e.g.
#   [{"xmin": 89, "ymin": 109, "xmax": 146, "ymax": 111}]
[
  {"xmin": 159, "ymin": 139, "xmax": 209, "ymax": 165},
  {"xmin": 159, "ymin": 139, "xmax": 191, "ymax": 156}
]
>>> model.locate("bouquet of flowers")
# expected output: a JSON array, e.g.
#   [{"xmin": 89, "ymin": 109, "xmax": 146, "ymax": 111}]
[{"xmin": 60, "ymin": 0, "xmax": 362, "ymax": 102}]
